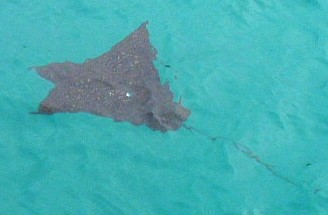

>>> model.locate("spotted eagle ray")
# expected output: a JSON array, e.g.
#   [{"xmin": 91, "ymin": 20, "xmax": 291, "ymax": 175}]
[{"xmin": 32, "ymin": 22, "xmax": 190, "ymax": 132}]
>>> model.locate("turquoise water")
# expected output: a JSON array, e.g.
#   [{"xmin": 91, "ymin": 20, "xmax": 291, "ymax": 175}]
[{"xmin": 1, "ymin": 0, "xmax": 328, "ymax": 214}]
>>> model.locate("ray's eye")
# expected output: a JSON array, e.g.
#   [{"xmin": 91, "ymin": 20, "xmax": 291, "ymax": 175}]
[{"xmin": 125, "ymin": 92, "xmax": 132, "ymax": 97}]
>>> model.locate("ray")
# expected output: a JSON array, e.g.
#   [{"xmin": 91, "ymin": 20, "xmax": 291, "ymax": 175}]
[{"xmin": 33, "ymin": 22, "xmax": 190, "ymax": 132}]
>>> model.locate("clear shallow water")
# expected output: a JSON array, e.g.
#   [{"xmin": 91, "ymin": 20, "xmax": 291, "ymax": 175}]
[{"xmin": 1, "ymin": 0, "xmax": 328, "ymax": 214}]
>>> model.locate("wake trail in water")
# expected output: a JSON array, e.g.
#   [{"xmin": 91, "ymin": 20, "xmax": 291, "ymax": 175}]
[{"xmin": 183, "ymin": 124, "xmax": 298, "ymax": 186}]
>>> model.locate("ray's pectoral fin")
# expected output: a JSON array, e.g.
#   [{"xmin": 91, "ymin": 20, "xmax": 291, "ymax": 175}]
[
  {"xmin": 33, "ymin": 62, "xmax": 78, "ymax": 84},
  {"xmin": 36, "ymin": 86, "xmax": 76, "ymax": 114},
  {"xmin": 36, "ymin": 79, "xmax": 116, "ymax": 115}
]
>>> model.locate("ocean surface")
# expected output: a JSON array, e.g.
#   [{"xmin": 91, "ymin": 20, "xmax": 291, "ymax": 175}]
[{"xmin": 1, "ymin": 0, "xmax": 328, "ymax": 214}]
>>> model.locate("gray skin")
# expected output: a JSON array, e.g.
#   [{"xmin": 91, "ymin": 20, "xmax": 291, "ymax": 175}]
[{"xmin": 33, "ymin": 22, "xmax": 190, "ymax": 132}]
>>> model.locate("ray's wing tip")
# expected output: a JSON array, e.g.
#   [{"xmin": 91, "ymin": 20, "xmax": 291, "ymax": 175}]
[
  {"xmin": 139, "ymin": 21, "xmax": 149, "ymax": 30},
  {"xmin": 28, "ymin": 66, "xmax": 37, "ymax": 71},
  {"xmin": 29, "ymin": 111, "xmax": 42, "ymax": 115},
  {"xmin": 28, "ymin": 65, "xmax": 43, "ymax": 73}
]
